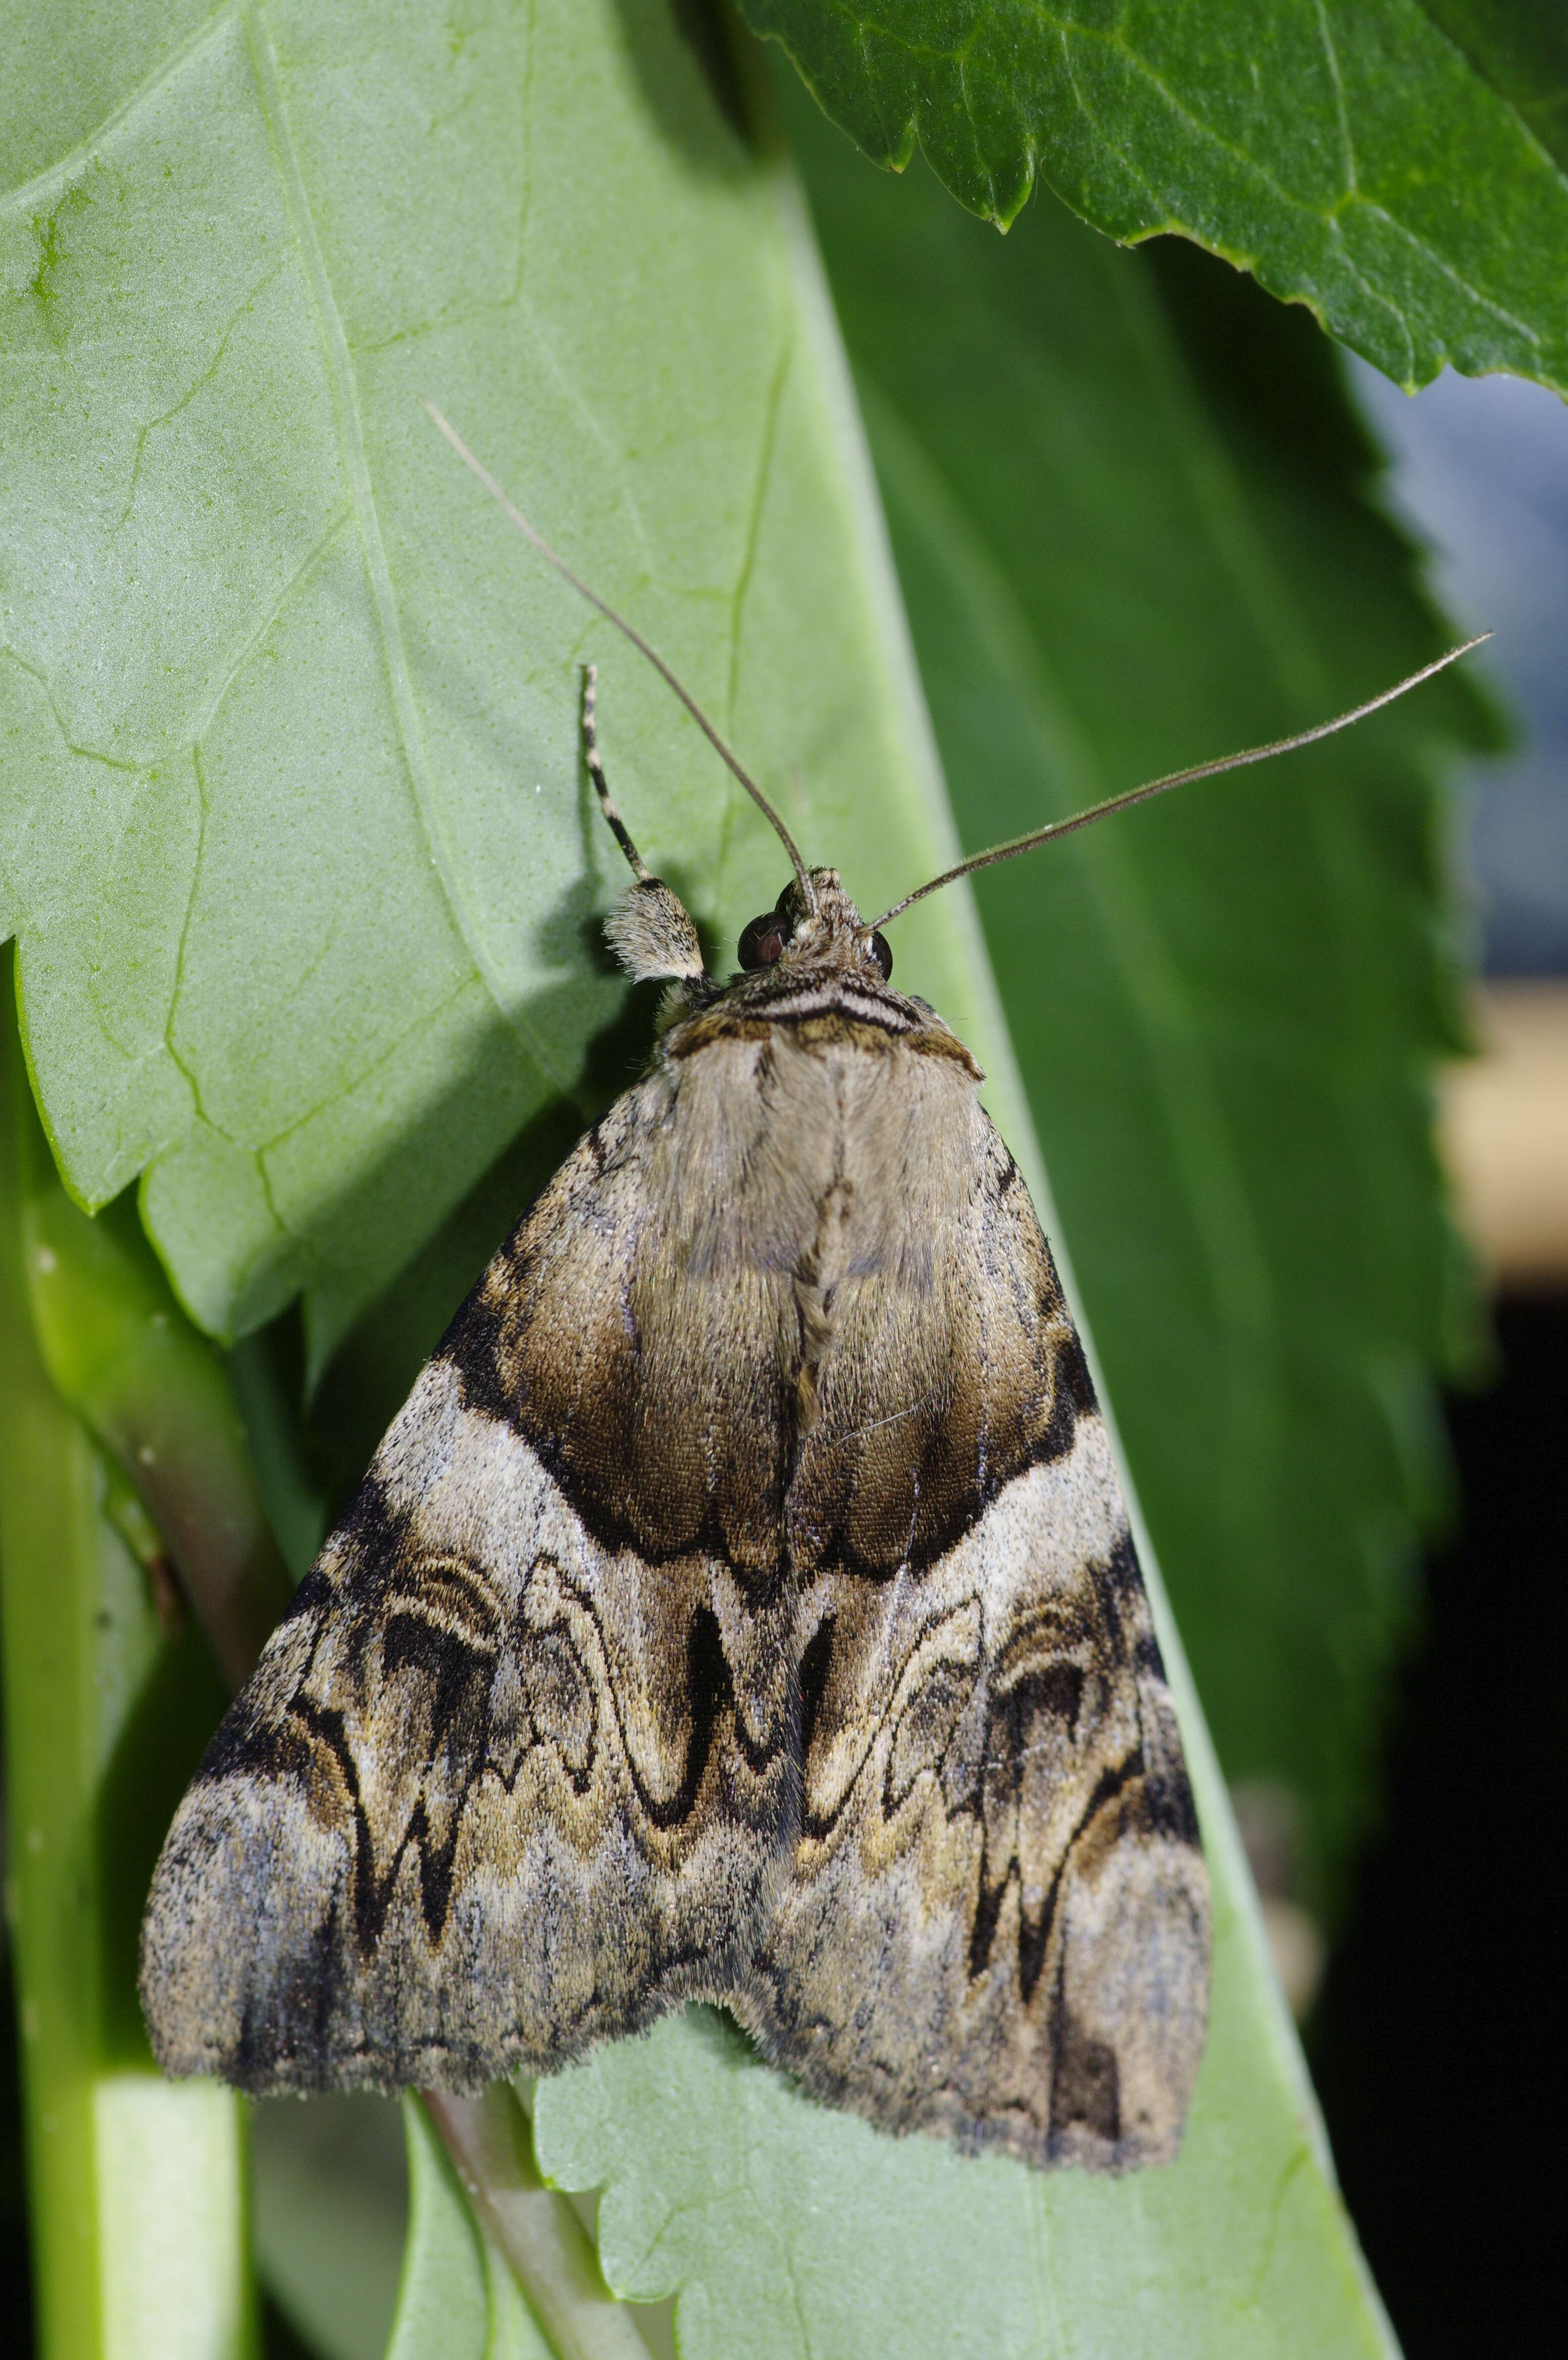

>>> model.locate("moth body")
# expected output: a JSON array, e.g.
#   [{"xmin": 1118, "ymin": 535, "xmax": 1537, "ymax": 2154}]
[
  {"xmin": 141, "ymin": 861, "xmax": 1210, "ymax": 2173},
  {"xmin": 140, "ymin": 424, "xmax": 1488, "ymax": 2176}
]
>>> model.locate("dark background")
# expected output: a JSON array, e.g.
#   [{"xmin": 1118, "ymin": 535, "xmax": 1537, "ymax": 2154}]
[{"xmin": 1306, "ymin": 1290, "xmax": 1565, "ymax": 2358}]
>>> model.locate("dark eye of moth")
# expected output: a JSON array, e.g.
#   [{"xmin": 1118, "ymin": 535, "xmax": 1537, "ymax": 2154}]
[
  {"xmin": 738, "ymin": 912, "xmax": 788, "ymax": 969},
  {"xmin": 869, "ymin": 931, "xmax": 893, "ymax": 982}
]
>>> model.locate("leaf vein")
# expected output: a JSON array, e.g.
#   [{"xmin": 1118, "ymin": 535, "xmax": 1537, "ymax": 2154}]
[
  {"xmin": 727, "ymin": 330, "xmax": 794, "ymax": 727},
  {"xmin": 1312, "ymin": 0, "xmax": 1357, "ymax": 195},
  {"xmin": 1333, "ymin": 189, "xmax": 1545, "ymax": 354},
  {"xmin": 0, "ymin": 5, "xmax": 238, "ymax": 214},
  {"xmin": 238, "ymin": 0, "xmax": 525, "ymax": 1034},
  {"xmin": 187, "ymin": 505, "xmax": 353, "ymax": 745},
  {"xmin": 163, "ymin": 743, "xmax": 216, "ymax": 1134},
  {"xmin": 115, "ymin": 257, "xmax": 290, "ymax": 533},
  {"xmin": 0, "ymin": 647, "xmax": 150, "ymax": 783}
]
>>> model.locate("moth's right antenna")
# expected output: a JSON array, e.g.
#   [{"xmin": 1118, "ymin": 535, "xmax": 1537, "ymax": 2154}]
[
  {"xmin": 581, "ymin": 662, "xmax": 708, "ymax": 988},
  {"xmin": 422, "ymin": 400, "xmax": 817, "ymax": 913},
  {"xmin": 581, "ymin": 664, "xmax": 650, "ymax": 881}
]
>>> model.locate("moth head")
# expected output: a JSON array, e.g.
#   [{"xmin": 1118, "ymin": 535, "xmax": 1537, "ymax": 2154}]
[
  {"xmin": 738, "ymin": 868, "xmax": 893, "ymax": 983},
  {"xmin": 424, "ymin": 407, "xmax": 1489, "ymax": 984}
]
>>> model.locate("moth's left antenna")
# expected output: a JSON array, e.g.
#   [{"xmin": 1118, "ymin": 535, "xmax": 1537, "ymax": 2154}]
[
  {"xmin": 872, "ymin": 637, "xmax": 1489, "ymax": 930},
  {"xmin": 422, "ymin": 400, "xmax": 816, "ymax": 912}
]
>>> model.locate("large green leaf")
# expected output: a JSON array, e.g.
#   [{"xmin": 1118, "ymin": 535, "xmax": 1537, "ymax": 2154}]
[
  {"xmin": 0, "ymin": 0, "xmax": 1014, "ymax": 1370},
  {"xmin": 738, "ymin": 0, "xmax": 1568, "ymax": 394},
  {"xmin": 779, "ymin": 79, "xmax": 1498, "ymax": 1898}
]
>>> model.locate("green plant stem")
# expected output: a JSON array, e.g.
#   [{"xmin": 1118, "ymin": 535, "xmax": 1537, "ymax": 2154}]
[
  {"xmin": 17, "ymin": 1159, "xmax": 293, "ymax": 1693},
  {"xmin": 0, "ymin": 959, "xmax": 255, "ymax": 2360},
  {"xmin": 423, "ymin": 2089, "xmax": 651, "ymax": 2360}
]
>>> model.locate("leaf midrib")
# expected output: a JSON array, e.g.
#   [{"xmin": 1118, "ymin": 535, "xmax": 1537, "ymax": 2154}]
[{"xmin": 858, "ymin": 375, "xmax": 1289, "ymax": 1576}]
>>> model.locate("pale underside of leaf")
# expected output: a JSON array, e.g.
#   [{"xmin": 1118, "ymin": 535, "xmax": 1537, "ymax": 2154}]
[{"xmin": 0, "ymin": 0, "xmax": 1002, "ymax": 1369}]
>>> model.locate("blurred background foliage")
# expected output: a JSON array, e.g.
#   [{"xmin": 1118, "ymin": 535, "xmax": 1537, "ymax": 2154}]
[{"xmin": 3, "ymin": 2, "xmax": 1563, "ymax": 2356}]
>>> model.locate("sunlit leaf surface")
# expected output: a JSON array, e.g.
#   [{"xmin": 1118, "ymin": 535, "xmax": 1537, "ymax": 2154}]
[{"xmin": 0, "ymin": 0, "xmax": 1011, "ymax": 1367}]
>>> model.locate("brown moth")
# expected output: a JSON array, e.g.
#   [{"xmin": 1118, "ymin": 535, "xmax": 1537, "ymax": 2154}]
[{"xmin": 139, "ymin": 412, "xmax": 1482, "ymax": 2172}]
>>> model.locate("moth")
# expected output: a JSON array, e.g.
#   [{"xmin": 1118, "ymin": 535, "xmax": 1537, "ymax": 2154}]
[{"xmin": 140, "ymin": 411, "xmax": 1480, "ymax": 2172}]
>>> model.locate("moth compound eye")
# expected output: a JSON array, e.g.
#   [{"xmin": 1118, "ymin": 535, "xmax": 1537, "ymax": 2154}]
[
  {"xmin": 738, "ymin": 913, "xmax": 787, "ymax": 969},
  {"xmin": 869, "ymin": 931, "xmax": 893, "ymax": 981}
]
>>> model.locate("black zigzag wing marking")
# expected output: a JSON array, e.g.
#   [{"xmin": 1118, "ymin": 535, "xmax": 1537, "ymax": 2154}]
[
  {"xmin": 138, "ymin": 1363, "xmax": 793, "ymax": 2092},
  {"xmin": 137, "ymin": 1047, "xmax": 817, "ymax": 2097}
]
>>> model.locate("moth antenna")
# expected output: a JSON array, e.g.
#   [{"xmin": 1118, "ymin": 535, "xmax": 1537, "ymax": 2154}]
[
  {"xmin": 423, "ymin": 400, "xmax": 817, "ymax": 913},
  {"xmin": 871, "ymin": 636, "xmax": 1492, "ymax": 930},
  {"xmin": 581, "ymin": 664, "xmax": 650, "ymax": 881}
]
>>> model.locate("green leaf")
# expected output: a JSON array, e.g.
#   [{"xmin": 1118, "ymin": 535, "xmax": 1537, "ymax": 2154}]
[
  {"xmin": 779, "ymin": 74, "xmax": 1500, "ymax": 1898},
  {"xmin": 0, "ymin": 0, "xmax": 1014, "ymax": 1371},
  {"xmin": 2, "ymin": 4, "xmax": 1422, "ymax": 2352},
  {"xmin": 387, "ymin": 2098, "xmax": 551, "ymax": 2360},
  {"xmin": 737, "ymin": 0, "xmax": 1568, "ymax": 394}
]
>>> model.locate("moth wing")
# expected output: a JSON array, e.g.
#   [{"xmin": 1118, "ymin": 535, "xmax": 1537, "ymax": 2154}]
[
  {"xmin": 750, "ymin": 1115, "xmax": 1211, "ymax": 2170},
  {"xmin": 140, "ymin": 1070, "xmax": 797, "ymax": 2093}
]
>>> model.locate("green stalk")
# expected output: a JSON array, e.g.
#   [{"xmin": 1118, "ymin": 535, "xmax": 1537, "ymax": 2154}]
[
  {"xmin": 0, "ymin": 960, "xmax": 256, "ymax": 2360},
  {"xmin": 420, "ymin": 2090, "xmax": 651, "ymax": 2360}
]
